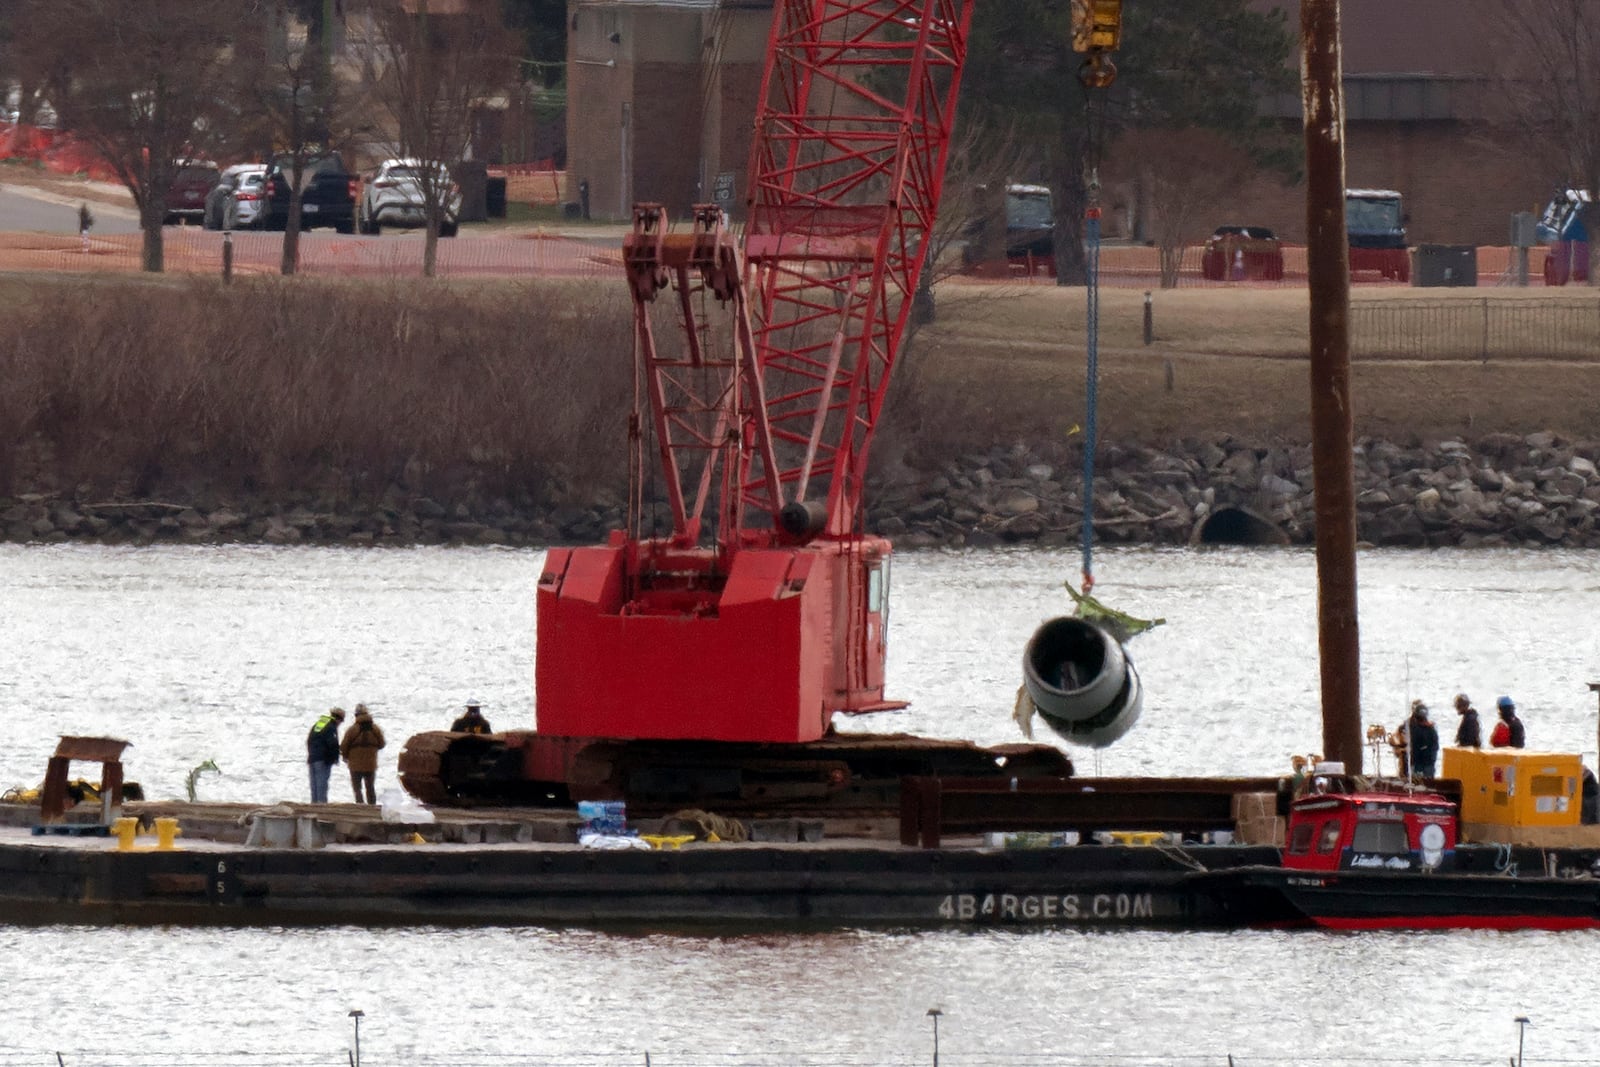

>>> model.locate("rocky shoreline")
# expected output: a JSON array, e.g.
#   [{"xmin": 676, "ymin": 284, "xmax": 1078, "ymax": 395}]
[{"xmin": 4, "ymin": 431, "xmax": 1599, "ymax": 550}]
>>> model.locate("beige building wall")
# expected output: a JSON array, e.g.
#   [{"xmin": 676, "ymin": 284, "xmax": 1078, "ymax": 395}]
[{"xmin": 566, "ymin": 0, "xmax": 768, "ymax": 221}]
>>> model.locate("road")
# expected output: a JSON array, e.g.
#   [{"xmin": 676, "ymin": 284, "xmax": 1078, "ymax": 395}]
[{"xmin": 0, "ymin": 182, "xmax": 140, "ymax": 234}]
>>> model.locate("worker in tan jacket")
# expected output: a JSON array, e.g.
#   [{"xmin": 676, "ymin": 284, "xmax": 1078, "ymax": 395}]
[{"xmin": 339, "ymin": 704, "xmax": 387, "ymax": 804}]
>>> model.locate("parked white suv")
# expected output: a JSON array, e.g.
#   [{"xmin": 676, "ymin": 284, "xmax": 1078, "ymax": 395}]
[{"xmin": 358, "ymin": 158, "xmax": 461, "ymax": 236}]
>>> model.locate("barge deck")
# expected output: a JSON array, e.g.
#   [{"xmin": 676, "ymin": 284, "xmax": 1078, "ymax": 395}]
[{"xmin": 0, "ymin": 800, "xmax": 1284, "ymax": 929}]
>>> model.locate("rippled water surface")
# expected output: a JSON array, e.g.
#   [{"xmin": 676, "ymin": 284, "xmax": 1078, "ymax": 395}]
[{"xmin": 2, "ymin": 544, "xmax": 1598, "ymax": 1063}]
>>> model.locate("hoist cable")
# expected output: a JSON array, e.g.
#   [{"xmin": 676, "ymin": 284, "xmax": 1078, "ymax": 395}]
[
  {"xmin": 1079, "ymin": 78, "xmax": 1109, "ymax": 594},
  {"xmin": 1082, "ymin": 203, "xmax": 1099, "ymax": 593}
]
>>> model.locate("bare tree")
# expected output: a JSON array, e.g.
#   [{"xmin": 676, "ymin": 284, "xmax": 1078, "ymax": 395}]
[
  {"xmin": 13, "ymin": 0, "xmax": 238, "ymax": 272},
  {"xmin": 347, "ymin": 0, "xmax": 519, "ymax": 276},
  {"xmin": 232, "ymin": 2, "xmax": 358, "ymax": 275},
  {"xmin": 909, "ymin": 119, "xmax": 1044, "ymax": 328},
  {"xmin": 1112, "ymin": 127, "xmax": 1256, "ymax": 288},
  {"xmin": 1483, "ymin": 0, "xmax": 1600, "ymax": 286}
]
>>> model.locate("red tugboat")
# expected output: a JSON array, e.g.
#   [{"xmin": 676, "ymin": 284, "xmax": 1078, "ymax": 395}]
[{"xmin": 1199, "ymin": 774, "xmax": 1600, "ymax": 931}]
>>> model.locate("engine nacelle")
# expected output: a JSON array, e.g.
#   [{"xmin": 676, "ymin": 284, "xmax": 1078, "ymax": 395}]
[{"xmin": 1021, "ymin": 616, "xmax": 1142, "ymax": 748}]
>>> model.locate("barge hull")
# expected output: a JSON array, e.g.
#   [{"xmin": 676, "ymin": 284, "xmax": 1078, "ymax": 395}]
[{"xmin": 0, "ymin": 838, "xmax": 1284, "ymax": 930}]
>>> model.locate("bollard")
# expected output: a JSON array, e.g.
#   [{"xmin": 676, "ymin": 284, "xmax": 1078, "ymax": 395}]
[
  {"xmin": 1143, "ymin": 290, "xmax": 1153, "ymax": 345},
  {"xmin": 112, "ymin": 816, "xmax": 139, "ymax": 852},
  {"xmin": 155, "ymin": 816, "xmax": 181, "ymax": 851},
  {"xmin": 222, "ymin": 230, "xmax": 233, "ymax": 284}
]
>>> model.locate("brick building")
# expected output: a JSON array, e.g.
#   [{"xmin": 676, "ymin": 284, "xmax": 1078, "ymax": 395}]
[
  {"xmin": 568, "ymin": 0, "xmax": 1551, "ymax": 243},
  {"xmin": 1240, "ymin": 0, "xmax": 1547, "ymax": 246}
]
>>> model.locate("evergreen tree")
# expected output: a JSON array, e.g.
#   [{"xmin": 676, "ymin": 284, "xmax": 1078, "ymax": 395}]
[
  {"xmin": 963, "ymin": 0, "xmax": 1298, "ymax": 283},
  {"xmin": 502, "ymin": 0, "xmax": 567, "ymax": 87}
]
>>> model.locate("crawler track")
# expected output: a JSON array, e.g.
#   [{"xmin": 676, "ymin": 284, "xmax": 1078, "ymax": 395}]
[{"xmin": 398, "ymin": 730, "xmax": 1075, "ymax": 816}]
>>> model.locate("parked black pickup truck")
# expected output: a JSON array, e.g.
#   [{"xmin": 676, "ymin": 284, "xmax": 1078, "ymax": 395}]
[{"xmin": 263, "ymin": 152, "xmax": 359, "ymax": 234}]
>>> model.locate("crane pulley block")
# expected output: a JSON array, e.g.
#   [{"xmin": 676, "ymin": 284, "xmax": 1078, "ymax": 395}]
[{"xmin": 1071, "ymin": 0, "xmax": 1123, "ymax": 54}]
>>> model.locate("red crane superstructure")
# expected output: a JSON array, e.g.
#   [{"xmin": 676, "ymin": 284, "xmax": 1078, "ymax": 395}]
[{"xmin": 400, "ymin": 0, "xmax": 1085, "ymax": 808}]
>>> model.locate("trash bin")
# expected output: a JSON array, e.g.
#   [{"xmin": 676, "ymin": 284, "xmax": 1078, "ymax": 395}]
[
  {"xmin": 485, "ymin": 176, "xmax": 507, "ymax": 218},
  {"xmin": 455, "ymin": 160, "xmax": 488, "ymax": 223},
  {"xmin": 1411, "ymin": 244, "xmax": 1477, "ymax": 287}
]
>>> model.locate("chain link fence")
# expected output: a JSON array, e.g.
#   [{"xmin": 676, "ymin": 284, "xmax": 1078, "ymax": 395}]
[{"xmin": 1352, "ymin": 297, "xmax": 1600, "ymax": 361}]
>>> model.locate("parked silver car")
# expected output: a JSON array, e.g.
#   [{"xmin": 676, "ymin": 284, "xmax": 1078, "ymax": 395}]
[
  {"xmin": 203, "ymin": 164, "xmax": 269, "ymax": 231},
  {"xmin": 358, "ymin": 158, "xmax": 461, "ymax": 236}
]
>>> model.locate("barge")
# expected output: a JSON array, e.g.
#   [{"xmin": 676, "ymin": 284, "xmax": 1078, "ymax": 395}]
[
  {"xmin": 0, "ymin": 794, "xmax": 1284, "ymax": 929},
  {"xmin": 6, "ymin": 758, "xmax": 1600, "ymax": 930}
]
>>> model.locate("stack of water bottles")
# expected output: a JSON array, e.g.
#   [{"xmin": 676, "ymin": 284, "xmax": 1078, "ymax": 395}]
[{"xmin": 577, "ymin": 800, "xmax": 630, "ymax": 836}]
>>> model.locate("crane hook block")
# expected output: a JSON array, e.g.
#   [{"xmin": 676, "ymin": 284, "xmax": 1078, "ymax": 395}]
[{"xmin": 1071, "ymin": 0, "xmax": 1123, "ymax": 55}]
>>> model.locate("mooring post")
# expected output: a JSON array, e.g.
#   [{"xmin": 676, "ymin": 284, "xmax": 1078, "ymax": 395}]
[{"xmin": 1301, "ymin": 0, "xmax": 1363, "ymax": 773}]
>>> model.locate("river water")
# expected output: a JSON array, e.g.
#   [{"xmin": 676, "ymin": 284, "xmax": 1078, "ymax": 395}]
[{"xmin": 1, "ymin": 544, "xmax": 1596, "ymax": 1065}]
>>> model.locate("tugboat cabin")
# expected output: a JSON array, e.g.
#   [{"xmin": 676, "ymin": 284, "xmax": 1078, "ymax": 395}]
[{"xmin": 1283, "ymin": 790, "xmax": 1458, "ymax": 873}]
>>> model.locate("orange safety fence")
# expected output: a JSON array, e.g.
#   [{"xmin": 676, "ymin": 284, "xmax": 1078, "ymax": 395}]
[
  {"xmin": 490, "ymin": 166, "xmax": 570, "ymax": 206},
  {"xmin": 0, "ymin": 224, "xmax": 1572, "ymax": 289},
  {"xmin": 0, "ymin": 227, "xmax": 624, "ymax": 280},
  {"xmin": 0, "ymin": 122, "xmax": 121, "ymax": 182}
]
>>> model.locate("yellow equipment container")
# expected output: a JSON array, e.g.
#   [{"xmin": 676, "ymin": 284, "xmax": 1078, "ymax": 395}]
[{"xmin": 1443, "ymin": 747, "xmax": 1582, "ymax": 827}]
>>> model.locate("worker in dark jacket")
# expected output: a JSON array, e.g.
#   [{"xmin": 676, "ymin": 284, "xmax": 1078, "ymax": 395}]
[
  {"xmin": 1453, "ymin": 693, "xmax": 1482, "ymax": 748},
  {"xmin": 451, "ymin": 699, "xmax": 492, "ymax": 734},
  {"xmin": 1490, "ymin": 696, "xmax": 1526, "ymax": 748},
  {"xmin": 339, "ymin": 704, "xmax": 386, "ymax": 804},
  {"xmin": 306, "ymin": 707, "xmax": 345, "ymax": 803},
  {"xmin": 1407, "ymin": 700, "xmax": 1440, "ymax": 778}
]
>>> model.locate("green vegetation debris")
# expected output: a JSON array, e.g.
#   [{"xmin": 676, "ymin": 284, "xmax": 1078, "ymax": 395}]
[
  {"xmin": 1065, "ymin": 580, "xmax": 1165, "ymax": 642},
  {"xmin": 185, "ymin": 760, "xmax": 221, "ymax": 803}
]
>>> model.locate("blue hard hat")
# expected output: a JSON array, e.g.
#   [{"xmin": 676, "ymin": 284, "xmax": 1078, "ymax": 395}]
[{"xmin": 1497, "ymin": 695, "xmax": 1515, "ymax": 710}]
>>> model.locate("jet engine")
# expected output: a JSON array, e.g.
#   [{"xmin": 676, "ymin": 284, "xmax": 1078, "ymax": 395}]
[{"xmin": 1021, "ymin": 616, "xmax": 1143, "ymax": 748}]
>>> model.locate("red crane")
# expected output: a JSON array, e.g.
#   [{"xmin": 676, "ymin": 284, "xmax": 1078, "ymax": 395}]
[{"xmin": 399, "ymin": 0, "xmax": 1132, "ymax": 808}]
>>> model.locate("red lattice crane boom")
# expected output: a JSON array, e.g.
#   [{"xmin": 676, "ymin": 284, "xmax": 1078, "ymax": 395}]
[
  {"xmin": 534, "ymin": 0, "xmax": 975, "ymax": 748},
  {"xmin": 744, "ymin": 0, "xmax": 971, "ymax": 537}
]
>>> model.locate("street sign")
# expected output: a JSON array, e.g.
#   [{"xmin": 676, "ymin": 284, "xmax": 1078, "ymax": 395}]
[{"xmin": 713, "ymin": 172, "xmax": 736, "ymax": 203}]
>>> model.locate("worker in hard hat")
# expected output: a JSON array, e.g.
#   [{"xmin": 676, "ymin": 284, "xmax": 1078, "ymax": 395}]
[
  {"xmin": 1406, "ymin": 700, "xmax": 1439, "ymax": 779},
  {"xmin": 306, "ymin": 707, "xmax": 345, "ymax": 803},
  {"xmin": 451, "ymin": 700, "xmax": 492, "ymax": 735},
  {"xmin": 1490, "ymin": 696, "xmax": 1525, "ymax": 749}
]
